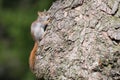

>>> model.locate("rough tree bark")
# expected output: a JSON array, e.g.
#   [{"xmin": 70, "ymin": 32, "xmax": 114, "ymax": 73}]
[{"xmin": 33, "ymin": 0, "xmax": 120, "ymax": 80}]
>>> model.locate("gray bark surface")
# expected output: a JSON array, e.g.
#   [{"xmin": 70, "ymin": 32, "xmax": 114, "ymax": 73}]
[{"xmin": 33, "ymin": 0, "xmax": 120, "ymax": 80}]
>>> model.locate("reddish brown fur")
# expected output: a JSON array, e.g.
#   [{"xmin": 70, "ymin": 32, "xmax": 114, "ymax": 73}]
[{"xmin": 29, "ymin": 42, "xmax": 38, "ymax": 71}]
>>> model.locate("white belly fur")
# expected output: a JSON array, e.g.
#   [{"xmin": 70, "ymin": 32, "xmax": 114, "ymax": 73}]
[{"xmin": 32, "ymin": 23, "xmax": 44, "ymax": 40}]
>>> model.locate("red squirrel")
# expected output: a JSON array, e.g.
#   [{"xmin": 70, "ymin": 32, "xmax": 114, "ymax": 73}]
[{"xmin": 29, "ymin": 12, "xmax": 50, "ymax": 71}]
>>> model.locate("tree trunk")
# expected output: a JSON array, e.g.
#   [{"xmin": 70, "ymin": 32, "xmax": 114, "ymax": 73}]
[{"xmin": 33, "ymin": 0, "xmax": 120, "ymax": 80}]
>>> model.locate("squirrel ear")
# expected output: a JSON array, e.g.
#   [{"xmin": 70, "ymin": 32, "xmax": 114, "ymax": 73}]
[
  {"xmin": 43, "ymin": 9, "xmax": 46, "ymax": 12},
  {"xmin": 38, "ymin": 11, "xmax": 41, "ymax": 16}
]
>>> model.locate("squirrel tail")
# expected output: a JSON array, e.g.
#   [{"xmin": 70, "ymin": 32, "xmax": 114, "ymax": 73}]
[{"xmin": 29, "ymin": 42, "xmax": 38, "ymax": 71}]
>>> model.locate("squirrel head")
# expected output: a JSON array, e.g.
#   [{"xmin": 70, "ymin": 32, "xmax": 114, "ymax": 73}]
[{"xmin": 37, "ymin": 11, "xmax": 50, "ymax": 22}]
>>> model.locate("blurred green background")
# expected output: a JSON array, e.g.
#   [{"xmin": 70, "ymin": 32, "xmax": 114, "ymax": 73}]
[{"xmin": 0, "ymin": 0, "xmax": 55, "ymax": 80}]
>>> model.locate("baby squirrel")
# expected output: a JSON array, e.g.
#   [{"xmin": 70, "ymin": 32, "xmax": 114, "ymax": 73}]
[{"xmin": 29, "ymin": 11, "xmax": 50, "ymax": 71}]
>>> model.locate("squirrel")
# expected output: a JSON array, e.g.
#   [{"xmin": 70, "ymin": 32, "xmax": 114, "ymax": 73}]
[{"xmin": 29, "ymin": 11, "xmax": 50, "ymax": 71}]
